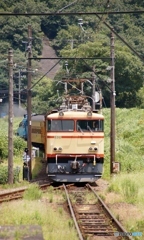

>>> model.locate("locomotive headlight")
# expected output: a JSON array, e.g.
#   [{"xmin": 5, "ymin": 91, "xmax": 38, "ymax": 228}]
[
  {"xmin": 94, "ymin": 147, "xmax": 98, "ymax": 151},
  {"xmin": 89, "ymin": 147, "xmax": 98, "ymax": 151},
  {"xmin": 89, "ymin": 147, "xmax": 93, "ymax": 151},
  {"xmin": 53, "ymin": 147, "xmax": 62, "ymax": 151}
]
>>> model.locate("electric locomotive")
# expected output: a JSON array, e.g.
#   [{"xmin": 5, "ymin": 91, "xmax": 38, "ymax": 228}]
[
  {"xmin": 17, "ymin": 88, "xmax": 104, "ymax": 183},
  {"xmin": 45, "ymin": 95, "xmax": 104, "ymax": 182}
]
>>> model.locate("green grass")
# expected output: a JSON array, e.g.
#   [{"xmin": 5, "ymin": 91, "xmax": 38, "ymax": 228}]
[
  {"xmin": 23, "ymin": 184, "xmax": 43, "ymax": 200},
  {"xmin": 107, "ymin": 172, "xmax": 144, "ymax": 205},
  {"xmin": 0, "ymin": 187, "xmax": 78, "ymax": 240},
  {"xmin": 103, "ymin": 108, "xmax": 144, "ymax": 179},
  {"xmin": 100, "ymin": 108, "xmax": 144, "ymax": 239},
  {"xmin": 0, "ymin": 202, "xmax": 78, "ymax": 240},
  {"xmin": 106, "ymin": 172, "xmax": 144, "ymax": 238},
  {"xmin": 0, "ymin": 116, "xmax": 22, "ymax": 134}
]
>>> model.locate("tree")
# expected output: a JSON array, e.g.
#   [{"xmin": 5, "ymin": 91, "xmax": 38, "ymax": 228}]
[
  {"xmin": 32, "ymin": 77, "xmax": 59, "ymax": 113},
  {"xmin": 59, "ymin": 35, "xmax": 144, "ymax": 108},
  {"xmin": 0, "ymin": 0, "xmax": 144, "ymax": 110}
]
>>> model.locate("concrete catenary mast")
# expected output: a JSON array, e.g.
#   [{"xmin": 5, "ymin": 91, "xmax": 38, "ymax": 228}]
[
  {"xmin": 27, "ymin": 25, "xmax": 32, "ymax": 180},
  {"xmin": 8, "ymin": 48, "xmax": 14, "ymax": 184},
  {"xmin": 110, "ymin": 31, "xmax": 116, "ymax": 174}
]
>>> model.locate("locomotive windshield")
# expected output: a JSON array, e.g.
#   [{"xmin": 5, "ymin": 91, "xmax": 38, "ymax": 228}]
[
  {"xmin": 48, "ymin": 120, "xmax": 74, "ymax": 131},
  {"xmin": 77, "ymin": 120, "xmax": 104, "ymax": 132}
]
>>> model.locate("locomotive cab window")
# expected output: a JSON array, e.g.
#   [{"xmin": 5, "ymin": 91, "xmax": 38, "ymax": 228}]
[
  {"xmin": 77, "ymin": 120, "xmax": 104, "ymax": 132},
  {"xmin": 48, "ymin": 119, "xmax": 74, "ymax": 131}
]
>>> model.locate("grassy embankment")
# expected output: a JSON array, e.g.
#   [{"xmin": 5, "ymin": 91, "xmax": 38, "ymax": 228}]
[
  {"xmin": 102, "ymin": 108, "xmax": 144, "ymax": 238},
  {"xmin": 0, "ymin": 108, "xmax": 144, "ymax": 239}
]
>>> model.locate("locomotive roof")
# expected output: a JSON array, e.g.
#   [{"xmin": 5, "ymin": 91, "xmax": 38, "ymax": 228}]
[{"xmin": 47, "ymin": 111, "xmax": 104, "ymax": 119}]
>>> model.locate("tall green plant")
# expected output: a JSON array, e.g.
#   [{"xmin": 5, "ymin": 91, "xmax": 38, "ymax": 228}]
[
  {"xmin": 121, "ymin": 178, "xmax": 138, "ymax": 204},
  {"xmin": 23, "ymin": 184, "xmax": 42, "ymax": 200}
]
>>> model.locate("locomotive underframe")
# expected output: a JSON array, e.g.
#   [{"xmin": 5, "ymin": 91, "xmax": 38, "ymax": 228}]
[{"xmin": 47, "ymin": 154, "xmax": 104, "ymax": 182}]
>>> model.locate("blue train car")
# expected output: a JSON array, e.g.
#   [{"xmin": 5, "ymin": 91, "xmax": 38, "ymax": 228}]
[{"xmin": 16, "ymin": 114, "xmax": 28, "ymax": 140}]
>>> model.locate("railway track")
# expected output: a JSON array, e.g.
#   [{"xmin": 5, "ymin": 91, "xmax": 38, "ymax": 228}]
[
  {"xmin": 0, "ymin": 183, "xmax": 51, "ymax": 203},
  {"xmin": 0, "ymin": 181, "xmax": 134, "ymax": 239},
  {"xmin": 63, "ymin": 183, "xmax": 133, "ymax": 240},
  {"xmin": 0, "ymin": 180, "xmax": 73, "ymax": 203}
]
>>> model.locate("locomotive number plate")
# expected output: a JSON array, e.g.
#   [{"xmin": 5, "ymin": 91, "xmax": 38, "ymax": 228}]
[{"xmin": 54, "ymin": 136, "xmax": 61, "ymax": 139}]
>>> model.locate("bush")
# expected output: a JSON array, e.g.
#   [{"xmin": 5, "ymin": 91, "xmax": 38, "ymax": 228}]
[
  {"xmin": 0, "ymin": 135, "xmax": 26, "ymax": 160},
  {"xmin": 0, "ymin": 117, "xmax": 26, "ymax": 160},
  {"xmin": 0, "ymin": 166, "xmax": 20, "ymax": 184},
  {"xmin": 13, "ymin": 136, "xmax": 26, "ymax": 155},
  {"xmin": 0, "ymin": 136, "xmax": 8, "ymax": 159}
]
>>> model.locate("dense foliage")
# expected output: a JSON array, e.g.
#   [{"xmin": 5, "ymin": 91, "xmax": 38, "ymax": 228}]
[
  {"xmin": 0, "ymin": 118, "xmax": 26, "ymax": 159},
  {"xmin": 0, "ymin": 117, "xmax": 26, "ymax": 184},
  {"xmin": 0, "ymin": 0, "xmax": 144, "ymax": 112},
  {"xmin": 0, "ymin": 166, "xmax": 20, "ymax": 184}
]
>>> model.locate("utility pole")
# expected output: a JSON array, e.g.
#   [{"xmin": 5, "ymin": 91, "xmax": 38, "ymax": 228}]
[
  {"xmin": 8, "ymin": 48, "xmax": 13, "ymax": 184},
  {"xmin": 27, "ymin": 24, "xmax": 32, "ymax": 180},
  {"xmin": 99, "ymin": 89, "xmax": 103, "ymax": 114},
  {"xmin": 92, "ymin": 66, "xmax": 96, "ymax": 111},
  {"xmin": 110, "ymin": 31, "xmax": 116, "ymax": 174},
  {"xmin": 18, "ymin": 69, "xmax": 21, "ymax": 108}
]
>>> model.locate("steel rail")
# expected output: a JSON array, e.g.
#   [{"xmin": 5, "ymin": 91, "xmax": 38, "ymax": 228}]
[
  {"xmin": 54, "ymin": 183, "xmax": 74, "ymax": 190},
  {"xmin": 0, "ymin": 183, "xmax": 51, "ymax": 203},
  {"xmin": 0, "ymin": 183, "xmax": 73, "ymax": 203},
  {"xmin": 87, "ymin": 184, "xmax": 133, "ymax": 240},
  {"xmin": 63, "ymin": 184, "xmax": 84, "ymax": 240}
]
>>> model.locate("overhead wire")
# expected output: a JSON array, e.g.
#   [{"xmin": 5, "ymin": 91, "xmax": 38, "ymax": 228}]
[
  {"xmin": 29, "ymin": 60, "xmax": 61, "ymax": 90},
  {"xmin": 94, "ymin": 10, "xmax": 144, "ymax": 61},
  {"xmin": 94, "ymin": 0, "xmax": 111, "ymax": 34},
  {"xmin": 26, "ymin": 1, "xmax": 78, "ymax": 91},
  {"xmin": 82, "ymin": 58, "xmax": 111, "ymax": 92},
  {"xmin": 56, "ymin": 0, "xmax": 78, "ymax": 13},
  {"xmin": 64, "ymin": 0, "xmax": 111, "ymax": 79}
]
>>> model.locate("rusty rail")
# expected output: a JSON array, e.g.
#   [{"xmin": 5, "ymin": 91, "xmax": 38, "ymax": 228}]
[
  {"xmin": 0, "ymin": 183, "xmax": 51, "ymax": 203},
  {"xmin": 63, "ymin": 184, "xmax": 84, "ymax": 240},
  {"xmin": 87, "ymin": 184, "xmax": 133, "ymax": 239},
  {"xmin": 0, "ymin": 183, "xmax": 74, "ymax": 204}
]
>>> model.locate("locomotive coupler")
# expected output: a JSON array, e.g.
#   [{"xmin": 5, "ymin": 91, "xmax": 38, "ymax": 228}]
[{"xmin": 71, "ymin": 160, "xmax": 80, "ymax": 172}]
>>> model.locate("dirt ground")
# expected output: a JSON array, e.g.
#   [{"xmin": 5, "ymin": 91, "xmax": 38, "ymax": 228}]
[{"xmin": 39, "ymin": 36, "xmax": 60, "ymax": 79}]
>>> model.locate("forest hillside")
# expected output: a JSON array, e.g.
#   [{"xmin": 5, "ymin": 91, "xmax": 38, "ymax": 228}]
[{"xmin": 0, "ymin": 0, "xmax": 144, "ymax": 113}]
